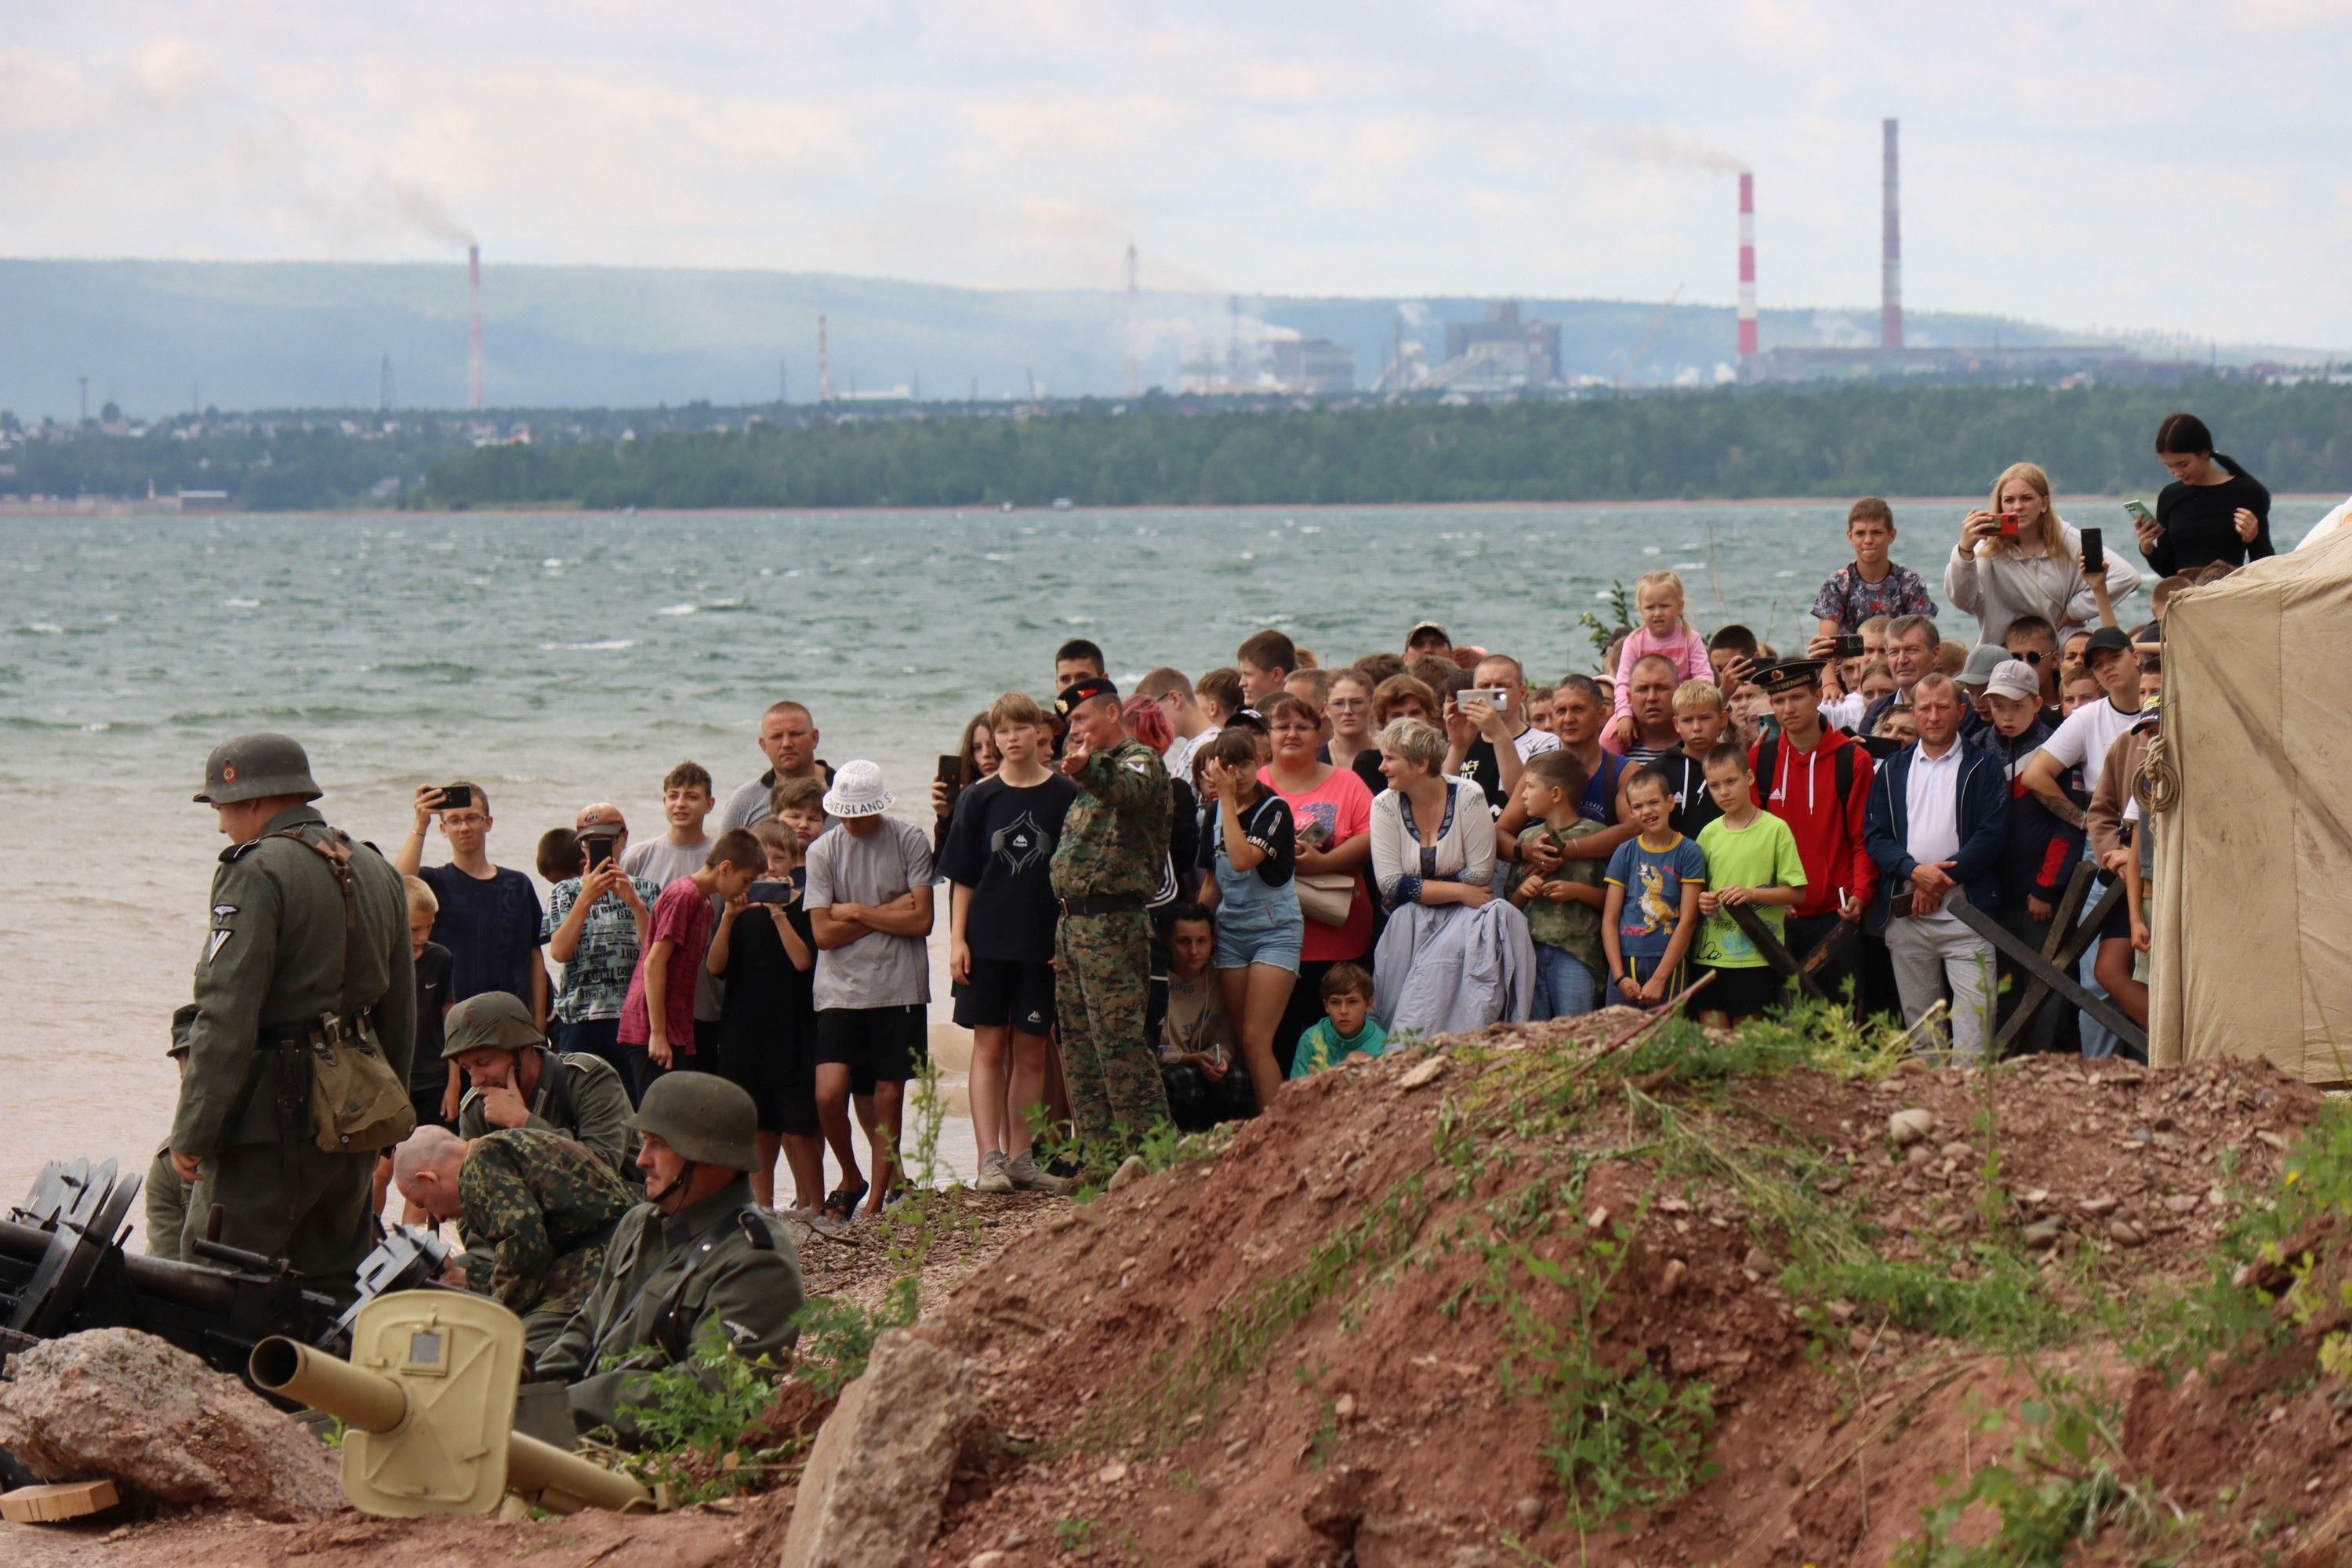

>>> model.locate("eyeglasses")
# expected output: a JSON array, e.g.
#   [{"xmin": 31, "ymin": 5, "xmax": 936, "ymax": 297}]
[{"xmin": 442, "ymin": 812, "xmax": 488, "ymax": 829}]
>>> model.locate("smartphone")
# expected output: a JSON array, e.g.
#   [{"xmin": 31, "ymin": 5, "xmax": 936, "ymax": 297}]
[
  {"xmin": 1998, "ymin": 514, "xmax": 2020, "ymax": 539},
  {"xmin": 1464, "ymin": 687, "xmax": 1512, "ymax": 710},
  {"xmin": 580, "ymin": 833, "xmax": 617, "ymax": 869},
  {"xmin": 1836, "ymin": 634, "xmax": 1867, "ymax": 661},
  {"xmin": 746, "ymin": 875, "xmax": 800, "ymax": 906},
  {"xmin": 935, "ymin": 752, "xmax": 964, "ymax": 811},
  {"xmin": 438, "ymin": 784, "xmax": 474, "ymax": 811},
  {"xmin": 2080, "ymin": 527, "xmax": 2105, "ymax": 576},
  {"xmin": 2122, "ymin": 499, "xmax": 2156, "ymax": 528}
]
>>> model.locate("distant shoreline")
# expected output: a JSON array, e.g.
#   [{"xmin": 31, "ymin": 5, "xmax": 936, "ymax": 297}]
[{"xmin": 5, "ymin": 492, "xmax": 2343, "ymax": 521}]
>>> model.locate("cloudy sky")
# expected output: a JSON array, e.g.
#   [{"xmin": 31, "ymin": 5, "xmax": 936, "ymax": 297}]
[{"xmin": 6, "ymin": 2, "xmax": 2347, "ymax": 346}]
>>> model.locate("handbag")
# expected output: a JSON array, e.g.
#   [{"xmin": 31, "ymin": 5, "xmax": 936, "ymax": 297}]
[{"xmin": 1296, "ymin": 871, "xmax": 1359, "ymax": 928}]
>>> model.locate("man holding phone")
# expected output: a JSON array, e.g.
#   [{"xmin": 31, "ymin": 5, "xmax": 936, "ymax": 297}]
[
  {"xmin": 1444, "ymin": 653, "xmax": 1559, "ymax": 813},
  {"xmin": 397, "ymin": 779, "xmax": 550, "ymax": 1029},
  {"xmin": 543, "ymin": 803, "xmax": 659, "ymax": 1091}
]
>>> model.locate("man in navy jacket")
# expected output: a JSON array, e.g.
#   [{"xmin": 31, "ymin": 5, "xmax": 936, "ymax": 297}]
[{"xmin": 1863, "ymin": 673, "xmax": 2008, "ymax": 1058}]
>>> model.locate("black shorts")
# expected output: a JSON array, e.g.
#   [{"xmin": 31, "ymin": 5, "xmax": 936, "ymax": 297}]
[
  {"xmin": 2099, "ymin": 880, "xmax": 2135, "ymax": 943},
  {"xmin": 815, "ymin": 1005, "xmax": 927, "ymax": 1094},
  {"xmin": 719, "ymin": 1034, "xmax": 819, "ymax": 1140},
  {"xmin": 951, "ymin": 956, "xmax": 1058, "ymax": 1034},
  {"xmin": 406, "ymin": 1083, "xmax": 454, "ymax": 1134},
  {"xmin": 1697, "ymin": 963, "xmax": 1788, "ymax": 1022}
]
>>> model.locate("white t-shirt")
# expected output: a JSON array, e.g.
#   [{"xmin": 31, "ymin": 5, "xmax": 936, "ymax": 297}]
[{"xmin": 2035, "ymin": 697, "xmax": 2141, "ymax": 798}]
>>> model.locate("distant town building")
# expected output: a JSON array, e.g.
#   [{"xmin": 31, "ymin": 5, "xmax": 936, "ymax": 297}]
[
  {"xmin": 1440, "ymin": 303, "xmax": 1563, "ymax": 387},
  {"xmin": 1270, "ymin": 338, "xmax": 1356, "ymax": 394}
]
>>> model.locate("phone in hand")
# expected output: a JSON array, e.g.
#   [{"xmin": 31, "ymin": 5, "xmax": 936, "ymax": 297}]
[
  {"xmin": 2123, "ymin": 499, "xmax": 2156, "ymax": 531},
  {"xmin": 2080, "ymin": 527, "xmax": 2105, "ymax": 576},
  {"xmin": 580, "ymin": 833, "xmax": 618, "ymax": 869},
  {"xmin": 1836, "ymin": 634, "xmax": 1867, "ymax": 660},
  {"xmin": 935, "ymin": 752, "xmax": 965, "ymax": 810},
  {"xmin": 438, "ymin": 784, "xmax": 474, "ymax": 811},
  {"xmin": 1464, "ymin": 687, "xmax": 1512, "ymax": 710},
  {"xmin": 1998, "ymin": 514, "xmax": 2020, "ymax": 539},
  {"xmin": 746, "ymin": 874, "xmax": 800, "ymax": 906}
]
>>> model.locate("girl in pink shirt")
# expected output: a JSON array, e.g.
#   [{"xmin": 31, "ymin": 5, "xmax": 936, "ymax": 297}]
[{"xmin": 1611, "ymin": 571, "xmax": 1711, "ymax": 742}]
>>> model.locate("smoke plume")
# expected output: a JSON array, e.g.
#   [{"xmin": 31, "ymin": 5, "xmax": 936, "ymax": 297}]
[{"xmin": 1581, "ymin": 125, "xmax": 1748, "ymax": 176}]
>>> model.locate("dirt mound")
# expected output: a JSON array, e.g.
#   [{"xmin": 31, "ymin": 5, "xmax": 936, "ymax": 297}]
[{"xmin": 920, "ymin": 1011, "xmax": 2323, "ymax": 1565}]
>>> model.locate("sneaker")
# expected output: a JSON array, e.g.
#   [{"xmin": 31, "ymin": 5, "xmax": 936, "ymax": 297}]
[
  {"xmin": 1007, "ymin": 1149, "xmax": 1073, "ymax": 1195},
  {"xmin": 975, "ymin": 1150, "xmax": 1014, "ymax": 1194}
]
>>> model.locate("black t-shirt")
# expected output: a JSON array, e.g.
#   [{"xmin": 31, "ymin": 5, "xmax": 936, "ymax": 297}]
[
  {"xmin": 1650, "ymin": 750, "xmax": 1723, "ymax": 839},
  {"xmin": 717, "ymin": 904, "xmax": 815, "ymax": 1090},
  {"xmin": 1457, "ymin": 737, "xmax": 1508, "ymax": 810},
  {"xmin": 419, "ymin": 864, "xmax": 545, "ymax": 1004},
  {"xmin": 939, "ymin": 772, "xmax": 1080, "ymax": 964},
  {"xmin": 2150, "ymin": 465, "xmax": 2274, "ymax": 575},
  {"xmin": 1217, "ymin": 794, "xmax": 1297, "ymax": 887},
  {"xmin": 409, "ymin": 942, "xmax": 453, "ymax": 1092},
  {"xmin": 1350, "ymin": 749, "xmax": 1386, "ymax": 797}
]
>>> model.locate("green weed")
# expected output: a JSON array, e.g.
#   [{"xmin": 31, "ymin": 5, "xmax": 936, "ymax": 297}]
[{"xmin": 608, "ymin": 1319, "xmax": 800, "ymax": 1503}]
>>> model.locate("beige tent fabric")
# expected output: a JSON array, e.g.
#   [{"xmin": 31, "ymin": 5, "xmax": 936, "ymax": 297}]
[{"xmin": 2151, "ymin": 524, "xmax": 2352, "ymax": 1080}]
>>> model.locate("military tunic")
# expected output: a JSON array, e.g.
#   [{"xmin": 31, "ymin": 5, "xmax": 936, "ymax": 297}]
[
  {"xmin": 170, "ymin": 805, "xmax": 416, "ymax": 1285},
  {"xmin": 143, "ymin": 1145, "xmax": 191, "ymax": 1264},
  {"xmin": 534, "ymin": 1175, "xmax": 805, "ymax": 1444},
  {"xmin": 455, "ymin": 1127, "xmax": 633, "ymax": 1358},
  {"xmin": 456, "ymin": 1047, "xmax": 637, "ymax": 1178},
  {"xmin": 1049, "ymin": 739, "xmax": 1173, "ymax": 1142}
]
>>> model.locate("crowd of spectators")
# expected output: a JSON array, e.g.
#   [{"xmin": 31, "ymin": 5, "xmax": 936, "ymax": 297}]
[{"xmin": 389, "ymin": 412, "xmax": 2274, "ymax": 1217}]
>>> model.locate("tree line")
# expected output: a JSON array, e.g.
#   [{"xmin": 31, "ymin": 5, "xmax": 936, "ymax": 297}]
[{"xmin": 10, "ymin": 381, "xmax": 2350, "ymax": 512}]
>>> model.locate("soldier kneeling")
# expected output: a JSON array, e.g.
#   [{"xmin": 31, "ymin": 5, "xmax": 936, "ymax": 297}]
[
  {"xmin": 390, "ymin": 1123, "xmax": 633, "ymax": 1360},
  {"xmin": 532, "ymin": 1074, "xmax": 808, "ymax": 1443}
]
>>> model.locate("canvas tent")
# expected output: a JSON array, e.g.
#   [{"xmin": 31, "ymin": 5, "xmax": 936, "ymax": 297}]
[{"xmin": 2151, "ymin": 524, "xmax": 2352, "ymax": 1080}]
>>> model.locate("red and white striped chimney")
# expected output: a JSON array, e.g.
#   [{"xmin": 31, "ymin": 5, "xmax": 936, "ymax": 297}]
[
  {"xmin": 1737, "ymin": 172, "xmax": 1759, "ymax": 361},
  {"xmin": 466, "ymin": 244, "xmax": 485, "ymax": 412}
]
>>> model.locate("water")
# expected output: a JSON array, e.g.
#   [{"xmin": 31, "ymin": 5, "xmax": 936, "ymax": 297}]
[{"xmin": 3, "ymin": 499, "xmax": 2332, "ymax": 1217}]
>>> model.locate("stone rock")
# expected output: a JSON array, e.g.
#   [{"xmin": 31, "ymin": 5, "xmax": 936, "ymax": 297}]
[
  {"xmin": 0, "ymin": 1328, "xmax": 343, "ymax": 1520},
  {"xmin": 2020, "ymin": 1219, "xmax": 2066, "ymax": 1251},
  {"xmin": 781, "ymin": 1327, "xmax": 978, "ymax": 1568},
  {"xmin": 1398, "ymin": 1055, "xmax": 1450, "ymax": 1091},
  {"xmin": 1108, "ymin": 1155, "xmax": 1149, "ymax": 1192},
  {"xmin": 1888, "ymin": 1109, "xmax": 1937, "ymax": 1147},
  {"xmin": 2108, "ymin": 1219, "xmax": 2149, "ymax": 1248}
]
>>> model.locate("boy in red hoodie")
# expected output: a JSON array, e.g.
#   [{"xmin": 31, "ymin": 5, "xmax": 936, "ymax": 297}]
[{"xmin": 1748, "ymin": 659, "xmax": 1877, "ymax": 1002}]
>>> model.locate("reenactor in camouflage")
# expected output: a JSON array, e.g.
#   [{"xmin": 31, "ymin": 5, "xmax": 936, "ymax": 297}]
[
  {"xmin": 144, "ymin": 1005, "xmax": 201, "ymax": 1262},
  {"xmin": 1049, "ymin": 676, "xmax": 1174, "ymax": 1145},
  {"xmin": 535, "ymin": 1073, "xmax": 806, "ymax": 1444},
  {"xmin": 170, "ymin": 734, "xmax": 416, "ymax": 1289},
  {"xmin": 390, "ymin": 1124, "xmax": 633, "ymax": 1359},
  {"xmin": 444, "ymin": 992, "xmax": 635, "ymax": 1178}
]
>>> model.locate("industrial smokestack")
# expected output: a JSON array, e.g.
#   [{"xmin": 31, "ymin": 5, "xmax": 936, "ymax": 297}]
[
  {"xmin": 817, "ymin": 314, "xmax": 831, "ymax": 401},
  {"xmin": 1881, "ymin": 118, "xmax": 1904, "ymax": 350},
  {"xmin": 466, "ymin": 245, "xmax": 485, "ymax": 412},
  {"xmin": 1737, "ymin": 172, "xmax": 1758, "ymax": 361},
  {"xmin": 1123, "ymin": 242, "xmax": 1141, "ymax": 399}
]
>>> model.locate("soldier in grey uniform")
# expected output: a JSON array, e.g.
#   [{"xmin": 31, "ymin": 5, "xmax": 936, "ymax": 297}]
[
  {"xmin": 445, "ymin": 991, "xmax": 636, "ymax": 1178},
  {"xmin": 535, "ymin": 1073, "xmax": 806, "ymax": 1444},
  {"xmin": 169, "ymin": 733, "xmax": 416, "ymax": 1290}
]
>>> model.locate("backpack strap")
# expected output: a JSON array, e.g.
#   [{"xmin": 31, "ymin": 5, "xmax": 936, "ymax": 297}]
[{"xmin": 264, "ymin": 826, "xmax": 363, "ymax": 1025}]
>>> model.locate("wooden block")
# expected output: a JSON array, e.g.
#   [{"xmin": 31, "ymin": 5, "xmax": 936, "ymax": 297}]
[{"xmin": 0, "ymin": 1479, "xmax": 120, "ymax": 1523}]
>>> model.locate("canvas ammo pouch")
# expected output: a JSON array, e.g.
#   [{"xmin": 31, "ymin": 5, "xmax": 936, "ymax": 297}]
[{"xmin": 269, "ymin": 828, "xmax": 416, "ymax": 1154}]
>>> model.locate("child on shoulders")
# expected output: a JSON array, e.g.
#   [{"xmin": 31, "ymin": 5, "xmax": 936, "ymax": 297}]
[{"xmin": 1610, "ymin": 571, "xmax": 1711, "ymax": 745}]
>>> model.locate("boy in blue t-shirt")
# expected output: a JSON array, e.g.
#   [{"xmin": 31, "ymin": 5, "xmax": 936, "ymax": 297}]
[
  {"xmin": 1290, "ymin": 964, "xmax": 1388, "ymax": 1077},
  {"xmin": 1602, "ymin": 765, "xmax": 1709, "ymax": 1006}
]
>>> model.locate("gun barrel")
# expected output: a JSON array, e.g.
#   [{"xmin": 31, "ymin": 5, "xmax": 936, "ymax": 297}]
[
  {"xmin": 249, "ymin": 1336, "xmax": 408, "ymax": 1433},
  {"xmin": 0, "ymin": 1216, "xmax": 241, "ymax": 1316},
  {"xmin": 507, "ymin": 1433, "xmax": 655, "ymax": 1515}
]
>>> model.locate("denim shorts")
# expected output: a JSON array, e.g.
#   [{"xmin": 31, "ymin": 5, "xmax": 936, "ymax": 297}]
[{"xmin": 1214, "ymin": 914, "xmax": 1303, "ymax": 974}]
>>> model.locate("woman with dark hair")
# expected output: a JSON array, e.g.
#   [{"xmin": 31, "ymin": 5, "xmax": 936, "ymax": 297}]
[
  {"xmin": 1354, "ymin": 673, "xmax": 1440, "ymax": 793},
  {"xmin": 2140, "ymin": 412, "xmax": 2274, "ymax": 575},
  {"xmin": 1200, "ymin": 727, "xmax": 1301, "ymax": 1112},
  {"xmin": 930, "ymin": 711, "xmax": 1000, "ymax": 857}
]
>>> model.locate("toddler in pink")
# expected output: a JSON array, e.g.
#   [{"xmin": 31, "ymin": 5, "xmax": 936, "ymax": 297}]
[{"xmin": 1610, "ymin": 571, "xmax": 1711, "ymax": 742}]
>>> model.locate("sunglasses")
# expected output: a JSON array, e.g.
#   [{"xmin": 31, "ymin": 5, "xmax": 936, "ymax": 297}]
[{"xmin": 2011, "ymin": 650, "xmax": 2044, "ymax": 666}]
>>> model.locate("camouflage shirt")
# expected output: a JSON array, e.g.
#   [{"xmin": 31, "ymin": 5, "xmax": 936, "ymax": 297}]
[
  {"xmin": 457, "ymin": 1127, "xmax": 633, "ymax": 1323},
  {"xmin": 1049, "ymin": 739, "xmax": 1171, "ymax": 902}
]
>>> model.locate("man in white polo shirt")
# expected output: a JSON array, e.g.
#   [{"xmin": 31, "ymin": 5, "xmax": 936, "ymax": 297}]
[{"xmin": 1863, "ymin": 674, "xmax": 2009, "ymax": 1058}]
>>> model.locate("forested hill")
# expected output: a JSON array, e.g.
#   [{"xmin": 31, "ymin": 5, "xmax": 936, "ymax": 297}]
[
  {"xmin": 419, "ymin": 383, "xmax": 2352, "ymax": 510},
  {"xmin": 8, "ymin": 382, "xmax": 2349, "ymax": 512}
]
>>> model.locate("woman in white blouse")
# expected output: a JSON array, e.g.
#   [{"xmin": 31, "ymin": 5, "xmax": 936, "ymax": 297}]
[{"xmin": 1368, "ymin": 718, "xmax": 1533, "ymax": 1033}]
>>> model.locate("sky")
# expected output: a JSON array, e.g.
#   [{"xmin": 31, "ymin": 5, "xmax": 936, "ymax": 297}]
[{"xmin": 5, "ymin": 2, "xmax": 2348, "ymax": 348}]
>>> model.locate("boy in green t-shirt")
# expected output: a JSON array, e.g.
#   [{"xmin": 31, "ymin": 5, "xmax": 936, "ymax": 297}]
[
  {"xmin": 1290, "ymin": 964, "xmax": 1387, "ymax": 1078},
  {"xmin": 1504, "ymin": 750, "xmax": 1608, "ymax": 1019},
  {"xmin": 1693, "ymin": 743, "xmax": 1808, "ymax": 1029}
]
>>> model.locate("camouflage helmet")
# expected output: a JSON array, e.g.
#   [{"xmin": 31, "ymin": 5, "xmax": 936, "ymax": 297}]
[
  {"xmin": 441, "ymin": 992, "xmax": 544, "ymax": 1059},
  {"xmin": 193, "ymin": 732, "xmax": 323, "ymax": 805},
  {"xmin": 630, "ymin": 1073, "xmax": 758, "ymax": 1170}
]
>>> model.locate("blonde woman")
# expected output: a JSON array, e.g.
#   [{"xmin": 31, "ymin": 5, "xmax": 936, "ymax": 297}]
[{"xmin": 1944, "ymin": 462, "xmax": 2140, "ymax": 644}]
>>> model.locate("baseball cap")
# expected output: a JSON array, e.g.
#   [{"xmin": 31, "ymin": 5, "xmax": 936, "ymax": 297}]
[{"xmin": 1985, "ymin": 659, "xmax": 2041, "ymax": 702}]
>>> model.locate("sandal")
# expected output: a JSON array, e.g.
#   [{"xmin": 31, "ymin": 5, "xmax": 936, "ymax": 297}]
[{"xmin": 821, "ymin": 1182, "xmax": 868, "ymax": 1221}]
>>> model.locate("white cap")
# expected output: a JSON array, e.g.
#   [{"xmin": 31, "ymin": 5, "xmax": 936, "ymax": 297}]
[
  {"xmin": 820, "ymin": 759, "xmax": 894, "ymax": 818},
  {"xmin": 1985, "ymin": 659, "xmax": 2041, "ymax": 703}
]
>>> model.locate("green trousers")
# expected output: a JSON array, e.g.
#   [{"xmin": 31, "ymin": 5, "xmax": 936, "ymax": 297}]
[
  {"xmin": 183, "ymin": 1141, "xmax": 378, "ymax": 1298},
  {"xmin": 1054, "ymin": 910, "xmax": 1171, "ymax": 1144}
]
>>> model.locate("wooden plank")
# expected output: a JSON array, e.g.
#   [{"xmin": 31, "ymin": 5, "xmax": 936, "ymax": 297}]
[
  {"xmin": 0, "ymin": 1479, "xmax": 120, "ymax": 1523},
  {"xmin": 1798, "ymin": 919, "xmax": 1860, "ymax": 981},
  {"xmin": 1993, "ymin": 878, "xmax": 2127, "ymax": 1054},
  {"xmin": 1725, "ymin": 906, "xmax": 1828, "ymax": 1001},
  {"xmin": 1947, "ymin": 892, "xmax": 2148, "ymax": 1057}
]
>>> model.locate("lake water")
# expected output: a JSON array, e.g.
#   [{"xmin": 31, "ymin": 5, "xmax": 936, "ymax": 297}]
[{"xmin": 3, "ymin": 497, "xmax": 2332, "ymax": 1222}]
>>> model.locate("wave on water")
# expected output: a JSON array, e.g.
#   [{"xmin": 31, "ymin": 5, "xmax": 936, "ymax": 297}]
[
  {"xmin": 21, "ymin": 623, "xmax": 66, "ymax": 636},
  {"xmin": 543, "ymin": 639, "xmax": 638, "ymax": 652},
  {"xmin": 224, "ymin": 597, "xmax": 261, "ymax": 609},
  {"xmin": 656, "ymin": 604, "xmax": 698, "ymax": 616}
]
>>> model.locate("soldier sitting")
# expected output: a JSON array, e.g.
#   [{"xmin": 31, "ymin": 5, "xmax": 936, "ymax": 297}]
[
  {"xmin": 533, "ymin": 1074, "xmax": 807, "ymax": 1444},
  {"xmin": 443, "ymin": 992, "xmax": 635, "ymax": 1178},
  {"xmin": 390, "ymin": 1124, "xmax": 631, "ymax": 1359}
]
